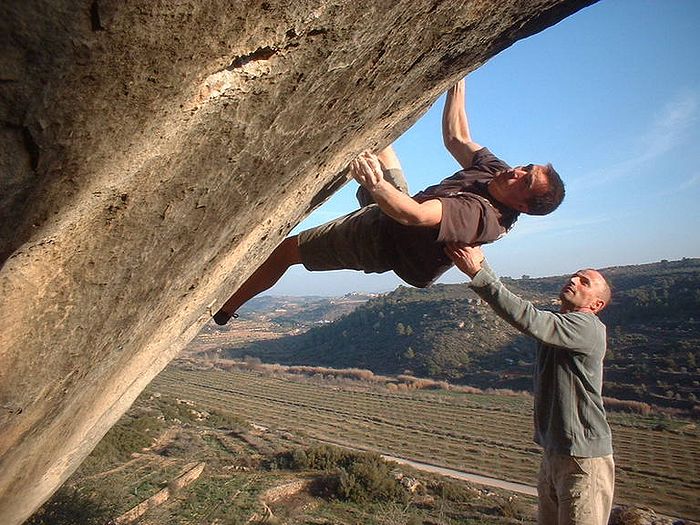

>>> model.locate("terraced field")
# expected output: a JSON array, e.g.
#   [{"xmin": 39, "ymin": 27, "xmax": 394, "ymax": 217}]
[{"xmin": 152, "ymin": 366, "xmax": 700, "ymax": 521}]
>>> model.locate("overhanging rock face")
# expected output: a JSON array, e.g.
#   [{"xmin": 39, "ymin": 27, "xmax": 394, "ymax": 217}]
[{"xmin": 0, "ymin": 1, "xmax": 595, "ymax": 522}]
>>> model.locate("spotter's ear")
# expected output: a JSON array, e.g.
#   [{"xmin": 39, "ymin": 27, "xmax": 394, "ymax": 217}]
[{"xmin": 590, "ymin": 298, "xmax": 606, "ymax": 314}]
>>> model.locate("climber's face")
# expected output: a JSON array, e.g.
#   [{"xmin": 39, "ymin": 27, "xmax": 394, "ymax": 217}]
[{"xmin": 489, "ymin": 164, "xmax": 549, "ymax": 213}]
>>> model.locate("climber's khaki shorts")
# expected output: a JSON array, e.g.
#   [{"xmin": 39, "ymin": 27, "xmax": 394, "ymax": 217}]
[
  {"xmin": 298, "ymin": 203, "xmax": 396, "ymax": 275},
  {"xmin": 298, "ymin": 168, "xmax": 408, "ymax": 276}
]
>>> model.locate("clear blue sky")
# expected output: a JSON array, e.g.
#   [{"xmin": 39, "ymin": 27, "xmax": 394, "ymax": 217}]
[{"xmin": 269, "ymin": 0, "xmax": 700, "ymax": 297}]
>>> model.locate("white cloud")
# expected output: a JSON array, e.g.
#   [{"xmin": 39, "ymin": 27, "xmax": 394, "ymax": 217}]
[
  {"xmin": 505, "ymin": 214, "xmax": 612, "ymax": 239},
  {"xmin": 642, "ymin": 89, "xmax": 699, "ymax": 157},
  {"xmin": 653, "ymin": 171, "xmax": 700, "ymax": 199},
  {"xmin": 571, "ymin": 90, "xmax": 699, "ymax": 189},
  {"xmin": 678, "ymin": 172, "xmax": 700, "ymax": 191}
]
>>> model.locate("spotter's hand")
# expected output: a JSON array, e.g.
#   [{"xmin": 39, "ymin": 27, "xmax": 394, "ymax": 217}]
[{"xmin": 444, "ymin": 242, "xmax": 484, "ymax": 279}]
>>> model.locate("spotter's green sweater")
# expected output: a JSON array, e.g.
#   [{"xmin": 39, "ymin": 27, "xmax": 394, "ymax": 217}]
[{"xmin": 470, "ymin": 264, "xmax": 613, "ymax": 457}]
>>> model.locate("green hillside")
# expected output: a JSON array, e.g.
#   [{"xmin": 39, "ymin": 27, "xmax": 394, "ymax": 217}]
[{"xmin": 226, "ymin": 258, "xmax": 700, "ymax": 411}]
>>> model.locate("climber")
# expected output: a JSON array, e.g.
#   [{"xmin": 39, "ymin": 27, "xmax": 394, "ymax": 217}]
[{"xmin": 213, "ymin": 78, "xmax": 565, "ymax": 324}]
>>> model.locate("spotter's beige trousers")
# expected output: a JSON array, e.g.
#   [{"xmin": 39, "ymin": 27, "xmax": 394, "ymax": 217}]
[{"xmin": 537, "ymin": 452, "xmax": 615, "ymax": 525}]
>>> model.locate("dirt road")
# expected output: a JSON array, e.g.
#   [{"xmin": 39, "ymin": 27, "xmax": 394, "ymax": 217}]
[
  {"xmin": 380, "ymin": 454, "xmax": 537, "ymax": 496},
  {"xmin": 314, "ymin": 437, "xmax": 537, "ymax": 497}
]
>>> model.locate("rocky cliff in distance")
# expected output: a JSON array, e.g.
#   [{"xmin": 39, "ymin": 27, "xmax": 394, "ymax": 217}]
[{"xmin": 0, "ymin": 1, "xmax": 596, "ymax": 523}]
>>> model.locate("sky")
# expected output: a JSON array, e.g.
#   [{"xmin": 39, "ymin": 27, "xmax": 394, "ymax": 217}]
[{"xmin": 268, "ymin": 0, "xmax": 700, "ymax": 297}]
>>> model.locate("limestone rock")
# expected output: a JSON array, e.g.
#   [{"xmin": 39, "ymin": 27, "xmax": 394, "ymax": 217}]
[{"xmin": 0, "ymin": 1, "xmax": 596, "ymax": 523}]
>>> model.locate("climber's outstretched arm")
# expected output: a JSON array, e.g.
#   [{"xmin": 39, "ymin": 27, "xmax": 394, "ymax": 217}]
[{"xmin": 442, "ymin": 78, "xmax": 482, "ymax": 169}]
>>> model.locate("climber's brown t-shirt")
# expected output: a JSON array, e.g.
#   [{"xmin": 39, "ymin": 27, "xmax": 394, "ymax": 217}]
[
  {"xmin": 414, "ymin": 147, "xmax": 518, "ymax": 243},
  {"xmin": 385, "ymin": 148, "xmax": 519, "ymax": 287}
]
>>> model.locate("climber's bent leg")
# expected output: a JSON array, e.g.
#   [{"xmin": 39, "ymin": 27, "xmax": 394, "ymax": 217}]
[{"xmin": 214, "ymin": 236, "xmax": 302, "ymax": 325}]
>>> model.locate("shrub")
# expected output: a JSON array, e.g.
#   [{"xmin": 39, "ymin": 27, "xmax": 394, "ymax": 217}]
[
  {"xmin": 270, "ymin": 445, "xmax": 408, "ymax": 504},
  {"xmin": 453, "ymin": 385, "xmax": 484, "ymax": 395},
  {"xmin": 429, "ymin": 479, "xmax": 476, "ymax": 503},
  {"xmin": 496, "ymin": 495, "xmax": 527, "ymax": 519},
  {"xmin": 271, "ymin": 444, "xmax": 348, "ymax": 471},
  {"xmin": 26, "ymin": 487, "xmax": 115, "ymax": 525},
  {"xmin": 337, "ymin": 455, "xmax": 408, "ymax": 504},
  {"xmin": 603, "ymin": 397, "xmax": 653, "ymax": 416},
  {"xmin": 608, "ymin": 505, "xmax": 649, "ymax": 525}
]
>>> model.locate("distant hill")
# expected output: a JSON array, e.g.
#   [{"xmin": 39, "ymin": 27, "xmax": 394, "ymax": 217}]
[
  {"xmin": 239, "ymin": 293, "xmax": 379, "ymax": 327},
  {"xmin": 226, "ymin": 258, "xmax": 700, "ymax": 410}
]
